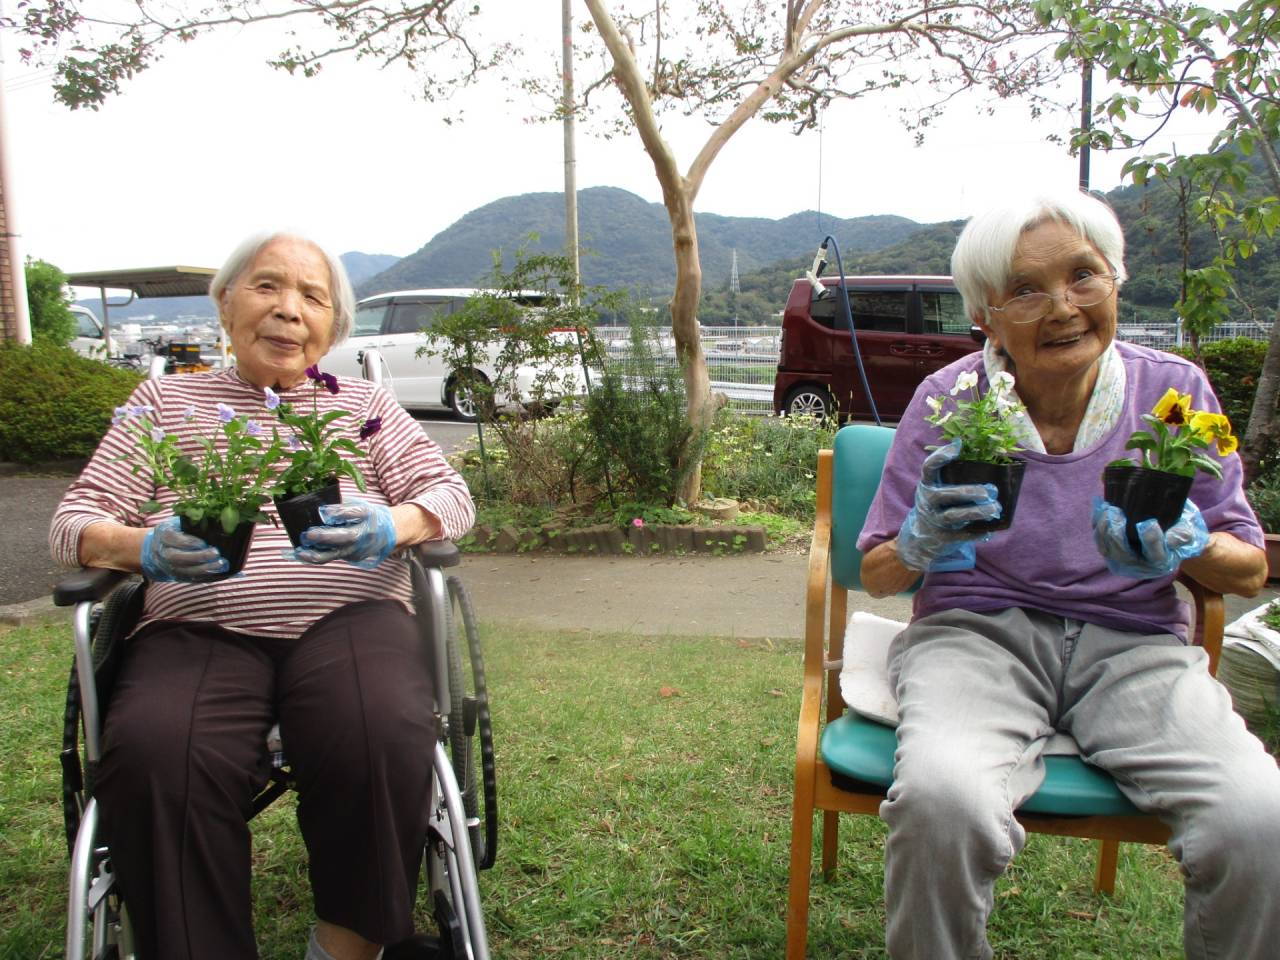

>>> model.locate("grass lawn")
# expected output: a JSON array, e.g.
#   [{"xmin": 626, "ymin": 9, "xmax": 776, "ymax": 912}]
[{"xmin": 1, "ymin": 616, "xmax": 1185, "ymax": 958}]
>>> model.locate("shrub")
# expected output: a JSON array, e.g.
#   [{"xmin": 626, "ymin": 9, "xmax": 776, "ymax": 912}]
[
  {"xmin": 701, "ymin": 411, "xmax": 837, "ymax": 519},
  {"xmin": 1172, "ymin": 338, "xmax": 1270, "ymax": 433},
  {"xmin": 583, "ymin": 325, "xmax": 706, "ymax": 507},
  {"xmin": 24, "ymin": 258, "xmax": 76, "ymax": 346},
  {"xmin": 1246, "ymin": 471, "xmax": 1280, "ymax": 532},
  {"xmin": 0, "ymin": 342, "xmax": 142, "ymax": 464}
]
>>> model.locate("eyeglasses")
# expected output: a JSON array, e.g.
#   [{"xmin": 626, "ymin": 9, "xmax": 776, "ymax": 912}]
[{"xmin": 987, "ymin": 274, "xmax": 1117, "ymax": 324}]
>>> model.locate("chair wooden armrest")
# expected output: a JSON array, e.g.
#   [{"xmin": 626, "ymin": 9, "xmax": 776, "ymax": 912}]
[{"xmin": 1176, "ymin": 571, "xmax": 1226, "ymax": 676}]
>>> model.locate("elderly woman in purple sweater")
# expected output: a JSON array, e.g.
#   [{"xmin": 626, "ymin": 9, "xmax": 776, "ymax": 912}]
[{"xmin": 856, "ymin": 189, "xmax": 1280, "ymax": 960}]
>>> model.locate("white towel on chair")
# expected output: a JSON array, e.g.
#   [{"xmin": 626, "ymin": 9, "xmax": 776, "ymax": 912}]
[{"xmin": 838, "ymin": 610, "xmax": 1081, "ymax": 757}]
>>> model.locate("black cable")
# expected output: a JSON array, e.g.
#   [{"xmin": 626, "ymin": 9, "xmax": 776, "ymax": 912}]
[{"xmin": 814, "ymin": 235, "xmax": 881, "ymax": 426}]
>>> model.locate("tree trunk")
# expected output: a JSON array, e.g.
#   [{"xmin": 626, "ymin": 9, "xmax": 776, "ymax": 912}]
[{"xmin": 666, "ymin": 188, "xmax": 714, "ymax": 504}]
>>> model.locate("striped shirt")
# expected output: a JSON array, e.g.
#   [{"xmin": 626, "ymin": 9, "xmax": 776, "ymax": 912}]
[{"xmin": 50, "ymin": 367, "xmax": 475, "ymax": 639}]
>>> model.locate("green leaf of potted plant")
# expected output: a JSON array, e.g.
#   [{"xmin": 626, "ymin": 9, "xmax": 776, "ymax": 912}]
[
  {"xmin": 925, "ymin": 369, "xmax": 1028, "ymax": 532},
  {"xmin": 266, "ymin": 366, "xmax": 379, "ymax": 548},
  {"xmin": 114, "ymin": 400, "xmax": 283, "ymax": 579},
  {"xmin": 1105, "ymin": 387, "xmax": 1238, "ymax": 549}
]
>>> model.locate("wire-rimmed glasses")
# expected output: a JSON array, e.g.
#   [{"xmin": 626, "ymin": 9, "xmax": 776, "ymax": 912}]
[{"xmin": 987, "ymin": 274, "xmax": 1117, "ymax": 324}]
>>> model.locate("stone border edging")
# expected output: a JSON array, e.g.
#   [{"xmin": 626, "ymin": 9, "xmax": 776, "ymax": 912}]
[{"xmin": 465, "ymin": 522, "xmax": 768, "ymax": 555}]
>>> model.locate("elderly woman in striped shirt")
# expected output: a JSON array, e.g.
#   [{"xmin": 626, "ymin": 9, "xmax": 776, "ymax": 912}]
[{"xmin": 50, "ymin": 232, "xmax": 474, "ymax": 960}]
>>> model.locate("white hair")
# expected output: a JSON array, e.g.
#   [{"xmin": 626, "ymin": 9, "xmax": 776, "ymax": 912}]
[
  {"xmin": 210, "ymin": 231, "xmax": 356, "ymax": 345},
  {"xmin": 950, "ymin": 190, "xmax": 1127, "ymax": 322}
]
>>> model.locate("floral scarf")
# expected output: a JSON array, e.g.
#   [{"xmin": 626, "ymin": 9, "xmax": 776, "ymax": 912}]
[{"xmin": 983, "ymin": 340, "xmax": 1126, "ymax": 454}]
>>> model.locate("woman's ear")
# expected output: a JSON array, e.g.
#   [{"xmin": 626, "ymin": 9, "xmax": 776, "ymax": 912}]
[{"xmin": 974, "ymin": 311, "xmax": 999, "ymax": 352}]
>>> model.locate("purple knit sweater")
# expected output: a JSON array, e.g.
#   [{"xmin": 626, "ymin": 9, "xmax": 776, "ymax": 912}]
[{"xmin": 857, "ymin": 342, "xmax": 1263, "ymax": 641}]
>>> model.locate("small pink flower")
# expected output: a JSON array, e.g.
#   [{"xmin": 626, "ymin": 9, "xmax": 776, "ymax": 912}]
[{"xmin": 632, "ymin": 518, "xmax": 644, "ymax": 528}]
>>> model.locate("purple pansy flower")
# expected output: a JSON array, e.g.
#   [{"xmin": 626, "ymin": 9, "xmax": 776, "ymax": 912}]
[
  {"xmin": 150, "ymin": 427, "xmax": 166, "ymax": 443},
  {"xmin": 263, "ymin": 386, "xmax": 281, "ymax": 410},
  {"xmin": 216, "ymin": 403, "xmax": 236, "ymax": 423},
  {"xmin": 286, "ymin": 434, "xmax": 305, "ymax": 452},
  {"xmin": 305, "ymin": 365, "xmax": 339, "ymax": 395},
  {"xmin": 112, "ymin": 405, "xmax": 128, "ymax": 425},
  {"xmin": 182, "ymin": 405, "xmax": 196, "ymax": 421},
  {"xmin": 245, "ymin": 419, "xmax": 263, "ymax": 437},
  {"xmin": 359, "ymin": 417, "xmax": 383, "ymax": 441}
]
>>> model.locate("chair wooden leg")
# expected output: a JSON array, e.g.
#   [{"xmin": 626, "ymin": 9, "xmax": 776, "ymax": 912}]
[
  {"xmin": 820, "ymin": 810, "xmax": 839, "ymax": 880},
  {"xmin": 786, "ymin": 802, "xmax": 815, "ymax": 959},
  {"xmin": 1093, "ymin": 838, "xmax": 1119, "ymax": 896}
]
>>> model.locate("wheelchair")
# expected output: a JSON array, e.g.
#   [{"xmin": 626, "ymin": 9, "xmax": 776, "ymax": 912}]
[{"xmin": 54, "ymin": 540, "xmax": 498, "ymax": 960}]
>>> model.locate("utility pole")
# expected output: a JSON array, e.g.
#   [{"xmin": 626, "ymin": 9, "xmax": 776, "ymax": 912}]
[
  {"xmin": 561, "ymin": 0, "xmax": 580, "ymax": 289},
  {"xmin": 0, "ymin": 1, "xmax": 32, "ymax": 345},
  {"xmin": 729, "ymin": 249, "xmax": 740, "ymax": 327},
  {"xmin": 1078, "ymin": 61, "xmax": 1092, "ymax": 192}
]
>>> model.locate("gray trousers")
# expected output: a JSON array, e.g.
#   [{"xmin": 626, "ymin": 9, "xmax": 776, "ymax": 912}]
[{"xmin": 881, "ymin": 606, "xmax": 1280, "ymax": 960}]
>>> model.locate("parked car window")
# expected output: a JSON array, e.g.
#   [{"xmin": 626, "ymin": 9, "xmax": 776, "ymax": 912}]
[
  {"xmin": 920, "ymin": 290, "xmax": 970, "ymax": 335},
  {"xmin": 386, "ymin": 299, "xmax": 452, "ymax": 335},
  {"xmin": 352, "ymin": 301, "xmax": 388, "ymax": 337},
  {"xmin": 848, "ymin": 290, "xmax": 908, "ymax": 333},
  {"xmin": 75, "ymin": 310, "xmax": 102, "ymax": 338}
]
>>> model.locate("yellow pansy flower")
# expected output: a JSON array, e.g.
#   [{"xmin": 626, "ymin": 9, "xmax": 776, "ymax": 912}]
[{"xmin": 1152, "ymin": 388, "xmax": 1193, "ymax": 426}]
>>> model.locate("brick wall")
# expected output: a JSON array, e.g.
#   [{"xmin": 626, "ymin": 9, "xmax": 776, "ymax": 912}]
[{"xmin": 0, "ymin": 182, "xmax": 14, "ymax": 342}]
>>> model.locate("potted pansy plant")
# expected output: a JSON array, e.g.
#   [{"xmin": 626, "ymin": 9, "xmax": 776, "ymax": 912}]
[
  {"xmin": 925, "ymin": 369, "xmax": 1029, "ymax": 532},
  {"xmin": 1104, "ymin": 387, "xmax": 1237, "ymax": 549},
  {"xmin": 266, "ymin": 365, "xmax": 382, "ymax": 548},
  {"xmin": 114, "ymin": 401, "xmax": 283, "ymax": 579}
]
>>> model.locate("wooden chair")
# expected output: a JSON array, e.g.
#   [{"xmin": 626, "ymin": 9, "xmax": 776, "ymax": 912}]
[{"xmin": 785, "ymin": 423, "xmax": 1226, "ymax": 959}]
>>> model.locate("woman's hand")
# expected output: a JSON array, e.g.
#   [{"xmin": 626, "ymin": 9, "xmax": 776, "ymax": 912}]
[
  {"xmin": 295, "ymin": 499, "xmax": 398, "ymax": 569},
  {"xmin": 1091, "ymin": 497, "xmax": 1209, "ymax": 580},
  {"xmin": 140, "ymin": 517, "xmax": 229, "ymax": 581},
  {"xmin": 896, "ymin": 439, "xmax": 1001, "ymax": 573}
]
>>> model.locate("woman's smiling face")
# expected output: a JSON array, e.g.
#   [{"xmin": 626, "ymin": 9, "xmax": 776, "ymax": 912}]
[
  {"xmin": 219, "ymin": 237, "xmax": 336, "ymax": 390},
  {"xmin": 977, "ymin": 218, "xmax": 1118, "ymax": 388}
]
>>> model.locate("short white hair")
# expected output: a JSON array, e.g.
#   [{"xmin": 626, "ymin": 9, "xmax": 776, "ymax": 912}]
[
  {"xmin": 210, "ymin": 232, "xmax": 356, "ymax": 345},
  {"xmin": 951, "ymin": 190, "xmax": 1127, "ymax": 322}
]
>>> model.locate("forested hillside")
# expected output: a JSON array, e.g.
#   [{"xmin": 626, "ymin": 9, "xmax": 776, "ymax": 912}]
[
  {"xmin": 358, "ymin": 186, "xmax": 925, "ymax": 297},
  {"xmin": 700, "ymin": 170, "xmax": 1280, "ymax": 326}
]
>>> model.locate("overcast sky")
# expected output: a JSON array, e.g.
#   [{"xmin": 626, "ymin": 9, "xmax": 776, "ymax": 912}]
[{"xmin": 3, "ymin": 1, "xmax": 1219, "ymax": 296}]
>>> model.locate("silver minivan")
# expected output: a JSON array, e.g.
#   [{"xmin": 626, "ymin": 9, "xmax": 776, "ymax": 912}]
[{"xmin": 321, "ymin": 288, "xmax": 591, "ymax": 421}]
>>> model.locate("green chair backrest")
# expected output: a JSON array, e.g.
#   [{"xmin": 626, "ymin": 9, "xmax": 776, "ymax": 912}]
[{"xmin": 829, "ymin": 423, "xmax": 916, "ymax": 595}]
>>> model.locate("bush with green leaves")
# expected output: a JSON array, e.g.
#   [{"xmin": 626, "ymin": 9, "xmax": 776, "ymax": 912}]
[
  {"xmin": 24, "ymin": 258, "xmax": 76, "ymax": 346},
  {"xmin": 584, "ymin": 324, "xmax": 706, "ymax": 507},
  {"xmin": 1246, "ymin": 470, "xmax": 1280, "ymax": 532},
  {"xmin": 0, "ymin": 341, "xmax": 142, "ymax": 464},
  {"xmin": 1171, "ymin": 338, "xmax": 1269, "ymax": 434},
  {"xmin": 701, "ymin": 412, "xmax": 837, "ymax": 519}
]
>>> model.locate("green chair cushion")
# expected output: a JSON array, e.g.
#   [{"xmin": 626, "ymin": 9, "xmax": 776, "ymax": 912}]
[{"xmin": 820, "ymin": 711, "xmax": 1141, "ymax": 817}]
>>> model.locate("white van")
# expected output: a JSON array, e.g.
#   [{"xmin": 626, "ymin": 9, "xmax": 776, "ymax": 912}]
[
  {"xmin": 68, "ymin": 305, "xmax": 120, "ymax": 359},
  {"xmin": 321, "ymin": 288, "xmax": 593, "ymax": 421}
]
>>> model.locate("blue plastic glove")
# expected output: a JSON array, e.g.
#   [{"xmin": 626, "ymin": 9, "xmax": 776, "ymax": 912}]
[
  {"xmin": 294, "ymin": 499, "xmax": 398, "ymax": 569},
  {"xmin": 1092, "ymin": 496, "xmax": 1210, "ymax": 580},
  {"xmin": 140, "ymin": 516, "xmax": 229, "ymax": 582},
  {"xmin": 896, "ymin": 439, "xmax": 1002, "ymax": 573}
]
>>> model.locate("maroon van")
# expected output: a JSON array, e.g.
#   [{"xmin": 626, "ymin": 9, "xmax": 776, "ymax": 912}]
[{"xmin": 772, "ymin": 275, "xmax": 981, "ymax": 421}]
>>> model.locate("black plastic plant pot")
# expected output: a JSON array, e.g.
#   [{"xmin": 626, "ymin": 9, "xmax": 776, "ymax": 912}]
[
  {"xmin": 178, "ymin": 515, "xmax": 256, "ymax": 580},
  {"xmin": 273, "ymin": 480, "xmax": 342, "ymax": 548},
  {"xmin": 938, "ymin": 458, "xmax": 1027, "ymax": 533},
  {"xmin": 1102, "ymin": 465, "xmax": 1194, "ymax": 552}
]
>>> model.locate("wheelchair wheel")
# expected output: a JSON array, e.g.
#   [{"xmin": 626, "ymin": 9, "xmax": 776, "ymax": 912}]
[
  {"xmin": 445, "ymin": 575, "xmax": 497, "ymax": 871},
  {"xmin": 61, "ymin": 579, "xmax": 145, "ymax": 857}
]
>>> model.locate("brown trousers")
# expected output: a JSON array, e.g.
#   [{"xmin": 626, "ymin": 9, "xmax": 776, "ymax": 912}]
[{"xmin": 95, "ymin": 600, "xmax": 436, "ymax": 959}]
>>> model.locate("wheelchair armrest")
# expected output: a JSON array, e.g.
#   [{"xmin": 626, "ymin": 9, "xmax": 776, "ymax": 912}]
[
  {"xmin": 53, "ymin": 567, "xmax": 130, "ymax": 607},
  {"xmin": 412, "ymin": 539, "xmax": 460, "ymax": 569}
]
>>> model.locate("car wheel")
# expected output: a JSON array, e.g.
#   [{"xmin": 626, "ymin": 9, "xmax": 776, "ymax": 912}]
[
  {"xmin": 447, "ymin": 372, "xmax": 489, "ymax": 423},
  {"xmin": 784, "ymin": 385, "xmax": 835, "ymax": 420}
]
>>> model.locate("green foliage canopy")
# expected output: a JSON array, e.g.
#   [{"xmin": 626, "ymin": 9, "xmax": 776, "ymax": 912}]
[{"xmin": 24, "ymin": 258, "xmax": 75, "ymax": 346}]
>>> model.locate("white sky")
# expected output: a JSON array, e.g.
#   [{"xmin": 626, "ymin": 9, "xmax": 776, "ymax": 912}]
[{"xmin": 2, "ymin": 1, "xmax": 1220, "ymax": 297}]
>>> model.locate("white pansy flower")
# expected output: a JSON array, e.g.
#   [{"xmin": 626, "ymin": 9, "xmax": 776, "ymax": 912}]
[
  {"xmin": 951, "ymin": 371, "xmax": 979, "ymax": 395},
  {"xmin": 990, "ymin": 371, "xmax": 1015, "ymax": 395}
]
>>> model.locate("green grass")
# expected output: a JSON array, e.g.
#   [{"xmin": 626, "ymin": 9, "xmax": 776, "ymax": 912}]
[{"xmin": 1, "ymin": 618, "xmax": 1185, "ymax": 958}]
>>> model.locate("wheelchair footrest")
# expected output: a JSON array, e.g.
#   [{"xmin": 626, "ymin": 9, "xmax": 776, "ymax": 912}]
[{"xmin": 384, "ymin": 932, "xmax": 447, "ymax": 960}]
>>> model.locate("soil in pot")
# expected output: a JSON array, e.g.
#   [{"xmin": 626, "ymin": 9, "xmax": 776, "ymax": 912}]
[
  {"xmin": 938, "ymin": 459, "xmax": 1027, "ymax": 533},
  {"xmin": 178, "ymin": 515, "xmax": 256, "ymax": 580},
  {"xmin": 1102, "ymin": 465, "xmax": 1193, "ymax": 552},
  {"xmin": 274, "ymin": 480, "xmax": 342, "ymax": 548}
]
